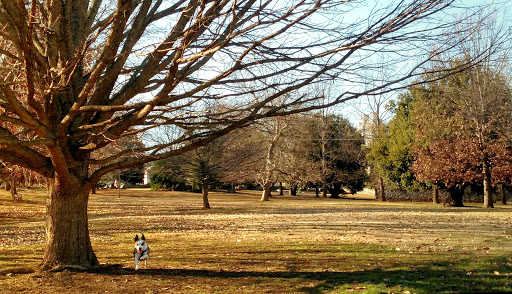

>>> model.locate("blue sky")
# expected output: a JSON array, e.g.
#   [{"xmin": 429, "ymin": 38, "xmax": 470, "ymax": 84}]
[{"xmin": 340, "ymin": 0, "xmax": 512, "ymax": 126}]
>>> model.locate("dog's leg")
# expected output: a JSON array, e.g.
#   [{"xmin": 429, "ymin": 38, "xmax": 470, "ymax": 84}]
[
  {"xmin": 134, "ymin": 253, "xmax": 140, "ymax": 270},
  {"xmin": 141, "ymin": 252, "xmax": 148, "ymax": 268}
]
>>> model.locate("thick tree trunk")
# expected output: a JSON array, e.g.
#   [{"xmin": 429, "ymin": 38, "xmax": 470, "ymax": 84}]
[
  {"xmin": 482, "ymin": 158, "xmax": 494, "ymax": 208},
  {"xmin": 448, "ymin": 186, "xmax": 465, "ymax": 207},
  {"xmin": 290, "ymin": 184, "xmax": 297, "ymax": 196},
  {"xmin": 279, "ymin": 182, "xmax": 284, "ymax": 196},
  {"xmin": 328, "ymin": 183, "xmax": 343, "ymax": 198},
  {"xmin": 433, "ymin": 185, "xmax": 439, "ymax": 204},
  {"xmin": 321, "ymin": 183, "xmax": 327, "ymax": 198},
  {"xmin": 202, "ymin": 181, "xmax": 210, "ymax": 209},
  {"xmin": 261, "ymin": 182, "xmax": 272, "ymax": 201},
  {"xmin": 379, "ymin": 177, "xmax": 386, "ymax": 201},
  {"xmin": 315, "ymin": 186, "xmax": 319, "ymax": 198},
  {"xmin": 40, "ymin": 176, "xmax": 98, "ymax": 270}
]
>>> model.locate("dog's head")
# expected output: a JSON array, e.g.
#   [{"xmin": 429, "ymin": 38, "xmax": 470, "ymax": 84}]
[{"xmin": 134, "ymin": 234, "xmax": 148, "ymax": 254}]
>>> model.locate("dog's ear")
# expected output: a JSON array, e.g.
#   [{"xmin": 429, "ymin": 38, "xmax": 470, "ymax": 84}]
[
  {"xmin": 141, "ymin": 234, "xmax": 145, "ymax": 240},
  {"xmin": 134, "ymin": 234, "xmax": 139, "ymax": 241}
]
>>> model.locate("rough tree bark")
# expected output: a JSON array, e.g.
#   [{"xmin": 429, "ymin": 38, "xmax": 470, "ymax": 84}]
[
  {"xmin": 41, "ymin": 172, "xmax": 98, "ymax": 270},
  {"xmin": 202, "ymin": 180, "xmax": 210, "ymax": 209},
  {"xmin": 261, "ymin": 182, "xmax": 273, "ymax": 202},
  {"xmin": 433, "ymin": 185, "xmax": 440, "ymax": 204}
]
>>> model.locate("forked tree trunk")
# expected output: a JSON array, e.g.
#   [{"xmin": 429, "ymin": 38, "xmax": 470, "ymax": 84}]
[
  {"xmin": 290, "ymin": 184, "xmax": 297, "ymax": 196},
  {"xmin": 261, "ymin": 182, "xmax": 272, "ymax": 201},
  {"xmin": 40, "ymin": 175, "xmax": 98, "ymax": 270},
  {"xmin": 202, "ymin": 181, "xmax": 210, "ymax": 209},
  {"xmin": 482, "ymin": 158, "xmax": 494, "ymax": 208},
  {"xmin": 321, "ymin": 183, "xmax": 327, "ymax": 198},
  {"xmin": 328, "ymin": 183, "xmax": 343, "ymax": 198},
  {"xmin": 261, "ymin": 130, "xmax": 278, "ymax": 202}
]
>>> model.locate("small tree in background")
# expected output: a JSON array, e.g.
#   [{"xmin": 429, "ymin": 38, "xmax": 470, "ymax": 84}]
[
  {"xmin": 277, "ymin": 114, "xmax": 321, "ymax": 196},
  {"xmin": 150, "ymin": 157, "xmax": 187, "ymax": 191},
  {"xmin": 184, "ymin": 142, "xmax": 225, "ymax": 209},
  {"xmin": 309, "ymin": 114, "xmax": 367, "ymax": 198},
  {"xmin": 0, "ymin": 163, "xmax": 23, "ymax": 201},
  {"xmin": 216, "ymin": 128, "xmax": 264, "ymax": 191},
  {"xmin": 255, "ymin": 116, "xmax": 290, "ymax": 201},
  {"xmin": 366, "ymin": 92, "xmax": 423, "ymax": 195}
]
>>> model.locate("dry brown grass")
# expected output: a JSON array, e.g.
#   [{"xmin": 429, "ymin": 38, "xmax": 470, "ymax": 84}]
[{"xmin": 0, "ymin": 188, "xmax": 511, "ymax": 293}]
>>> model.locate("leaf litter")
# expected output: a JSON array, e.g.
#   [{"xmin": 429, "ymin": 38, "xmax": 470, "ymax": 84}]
[{"xmin": 0, "ymin": 189, "xmax": 511, "ymax": 293}]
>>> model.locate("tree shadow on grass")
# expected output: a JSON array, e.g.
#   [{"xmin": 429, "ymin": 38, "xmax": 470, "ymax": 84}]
[{"xmin": 90, "ymin": 258, "xmax": 512, "ymax": 294}]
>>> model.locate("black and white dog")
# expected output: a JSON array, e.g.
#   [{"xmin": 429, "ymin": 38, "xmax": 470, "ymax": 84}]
[{"xmin": 133, "ymin": 234, "xmax": 150, "ymax": 270}]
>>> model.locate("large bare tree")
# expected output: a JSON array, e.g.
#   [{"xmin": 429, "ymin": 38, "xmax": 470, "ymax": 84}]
[{"xmin": 0, "ymin": 0, "xmax": 480, "ymax": 270}]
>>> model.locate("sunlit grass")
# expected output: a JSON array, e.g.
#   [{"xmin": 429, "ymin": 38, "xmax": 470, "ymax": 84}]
[{"xmin": 0, "ymin": 188, "xmax": 511, "ymax": 293}]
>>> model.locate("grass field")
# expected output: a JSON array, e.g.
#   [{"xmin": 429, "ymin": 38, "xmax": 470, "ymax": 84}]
[{"xmin": 0, "ymin": 188, "xmax": 511, "ymax": 293}]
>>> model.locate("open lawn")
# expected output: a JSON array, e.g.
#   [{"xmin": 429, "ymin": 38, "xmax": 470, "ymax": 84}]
[{"xmin": 0, "ymin": 188, "xmax": 511, "ymax": 293}]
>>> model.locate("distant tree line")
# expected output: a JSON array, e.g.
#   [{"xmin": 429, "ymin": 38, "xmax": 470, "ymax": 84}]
[
  {"xmin": 149, "ymin": 111, "xmax": 367, "ymax": 208},
  {"xmin": 367, "ymin": 58, "xmax": 512, "ymax": 208}
]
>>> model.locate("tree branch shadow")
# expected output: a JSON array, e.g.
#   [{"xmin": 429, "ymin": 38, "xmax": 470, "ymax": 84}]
[{"xmin": 88, "ymin": 258, "xmax": 512, "ymax": 293}]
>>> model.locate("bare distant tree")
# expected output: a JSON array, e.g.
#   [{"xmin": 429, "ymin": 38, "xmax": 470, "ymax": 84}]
[
  {"xmin": 0, "ymin": 0, "xmax": 488, "ymax": 270},
  {"xmin": 216, "ymin": 128, "xmax": 264, "ymax": 187},
  {"xmin": 253, "ymin": 115, "xmax": 291, "ymax": 201},
  {"xmin": 355, "ymin": 63, "xmax": 396, "ymax": 201},
  {"xmin": 277, "ymin": 114, "xmax": 321, "ymax": 195}
]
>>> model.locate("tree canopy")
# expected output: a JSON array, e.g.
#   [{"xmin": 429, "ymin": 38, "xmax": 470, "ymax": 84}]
[
  {"xmin": 309, "ymin": 113, "xmax": 366, "ymax": 197},
  {"xmin": 366, "ymin": 92, "xmax": 420, "ymax": 192},
  {"xmin": 368, "ymin": 59, "xmax": 512, "ymax": 206},
  {"xmin": 411, "ymin": 61, "xmax": 512, "ymax": 207}
]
